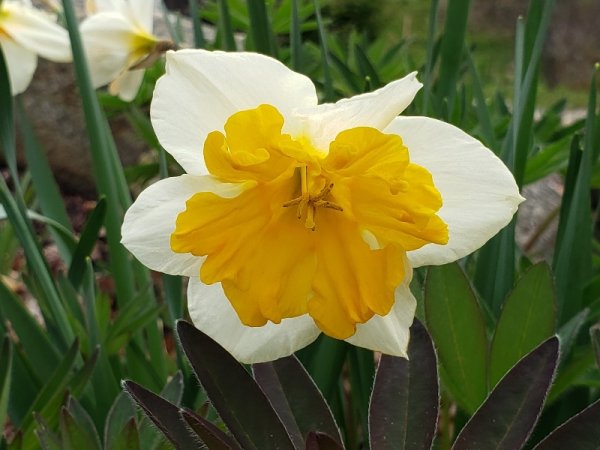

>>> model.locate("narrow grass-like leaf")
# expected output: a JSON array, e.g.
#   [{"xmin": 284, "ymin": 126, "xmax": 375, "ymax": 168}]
[
  {"xmin": 217, "ymin": 0, "xmax": 236, "ymax": 51},
  {"xmin": 176, "ymin": 321, "xmax": 296, "ymax": 450},
  {"xmin": 68, "ymin": 198, "xmax": 106, "ymax": 289},
  {"xmin": 592, "ymin": 325, "xmax": 600, "ymax": 369},
  {"xmin": 0, "ymin": 47, "xmax": 17, "ymax": 185},
  {"xmin": 0, "ymin": 124, "xmax": 73, "ymax": 348},
  {"xmin": 290, "ymin": 0, "xmax": 302, "ymax": 71},
  {"xmin": 181, "ymin": 409, "xmax": 241, "ymax": 450},
  {"xmin": 246, "ymin": 0, "xmax": 276, "ymax": 56},
  {"xmin": 533, "ymin": 398, "xmax": 600, "ymax": 449},
  {"xmin": 253, "ymin": 355, "xmax": 342, "ymax": 448},
  {"xmin": 489, "ymin": 263, "xmax": 556, "ymax": 387},
  {"xmin": 369, "ymin": 320, "xmax": 438, "ymax": 450},
  {"xmin": 34, "ymin": 413, "xmax": 63, "ymax": 450},
  {"xmin": 424, "ymin": 263, "xmax": 488, "ymax": 413},
  {"xmin": 305, "ymin": 432, "xmax": 343, "ymax": 450},
  {"xmin": 17, "ymin": 101, "xmax": 74, "ymax": 263},
  {"xmin": 20, "ymin": 339, "xmax": 79, "ymax": 433},
  {"xmin": 60, "ymin": 0, "xmax": 138, "ymax": 305},
  {"xmin": 347, "ymin": 347, "xmax": 374, "ymax": 446},
  {"xmin": 301, "ymin": 336, "xmax": 347, "ymax": 403},
  {"xmin": 313, "ymin": 0, "xmax": 334, "ymax": 101},
  {"xmin": 188, "ymin": 0, "xmax": 205, "ymax": 48},
  {"xmin": 466, "ymin": 50, "xmax": 497, "ymax": 150},
  {"xmin": 553, "ymin": 68, "xmax": 596, "ymax": 324},
  {"xmin": 123, "ymin": 380, "xmax": 202, "ymax": 450},
  {"xmin": 421, "ymin": 0, "xmax": 440, "ymax": 114},
  {"xmin": 0, "ymin": 281, "xmax": 59, "ymax": 378},
  {"xmin": 0, "ymin": 336, "xmax": 12, "ymax": 431},
  {"xmin": 436, "ymin": 0, "xmax": 470, "ymax": 107},
  {"xmin": 452, "ymin": 337, "xmax": 559, "ymax": 450},
  {"xmin": 68, "ymin": 347, "xmax": 99, "ymax": 398}
]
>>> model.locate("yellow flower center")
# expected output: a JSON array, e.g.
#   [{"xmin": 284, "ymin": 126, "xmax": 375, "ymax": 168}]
[{"xmin": 171, "ymin": 104, "xmax": 448, "ymax": 339}]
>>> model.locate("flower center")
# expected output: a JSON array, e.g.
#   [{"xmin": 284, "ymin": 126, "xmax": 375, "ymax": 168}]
[{"xmin": 282, "ymin": 166, "xmax": 343, "ymax": 230}]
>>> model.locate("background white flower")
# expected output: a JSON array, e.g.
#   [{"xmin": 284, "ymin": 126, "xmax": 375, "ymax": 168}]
[
  {"xmin": 0, "ymin": 0, "xmax": 72, "ymax": 95},
  {"xmin": 80, "ymin": 0, "xmax": 172, "ymax": 102}
]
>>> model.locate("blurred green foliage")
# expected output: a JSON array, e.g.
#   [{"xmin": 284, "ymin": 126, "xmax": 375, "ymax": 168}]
[{"xmin": 0, "ymin": 0, "xmax": 599, "ymax": 449}]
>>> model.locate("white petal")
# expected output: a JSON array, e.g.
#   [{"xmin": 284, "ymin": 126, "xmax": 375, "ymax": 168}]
[
  {"xmin": 150, "ymin": 49, "xmax": 318, "ymax": 175},
  {"xmin": 297, "ymin": 72, "xmax": 422, "ymax": 151},
  {"xmin": 0, "ymin": 36, "xmax": 37, "ymax": 95},
  {"xmin": 127, "ymin": 0, "xmax": 154, "ymax": 32},
  {"xmin": 109, "ymin": 68, "xmax": 144, "ymax": 101},
  {"xmin": 80, "ymin": 13, "xmax": 135, "ymax": 87},
  {"xmin": 1, "ymin": 1, "xmax": 71, "ymax": 62},
  {"xmin": 345, "ymin": 269, "xmax": 415, "ymax": 357},
  {"xmin": 188, "ymin": 277, "xmax": 321, "ymax": 363},
  {"xmin": 121, "ymin": 174, "xmax": 245, "ymax": 277},
  {"xmin": 385, "ymin": 116, "xmax": 524, "ymax": 268}
]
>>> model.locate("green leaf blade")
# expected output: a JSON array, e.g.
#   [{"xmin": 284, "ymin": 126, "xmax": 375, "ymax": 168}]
[
  {"xmin": 489, "ymin": 263, "xmax": 556, "ymax": 386},
  {"xmin": 424, "ymin": 263, "xmax": 488, "ymax": 413}
]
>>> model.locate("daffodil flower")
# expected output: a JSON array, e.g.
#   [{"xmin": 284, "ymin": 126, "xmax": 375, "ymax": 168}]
[
  {"xmin": 80, "ymin": 0, "xmax": 173, "ymax": 101},
  {"xmin": 0, "ymin": 0, "xmax": 71, "ymax": 95},
  {"xmin": 122, "ymin": 50, "xmax": 524, "ymax": 363}
]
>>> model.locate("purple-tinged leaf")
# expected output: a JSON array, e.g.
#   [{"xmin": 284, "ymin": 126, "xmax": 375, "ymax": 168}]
[
  {"xmin": 452, "ymin": 337, "xmax": 559, "ymax": 450},
  {"xmin": 533, "ymin": 398, "xmax": 600, "ymax": 449},
  {"xmin": 122, "ymin": 380, "xmax": 202, "ymax": 450},
  {"xmin": 253, "ymin": 355, "xmax": 342, "ymax": 449},
  {"xmin": 305, "ymin": 431, "xmax": 344, "ymax": 450},
  {"xmin": 180, "ymin": 408, "xmax": 241, "ymax": 450},
  {"xmin": 369, "ymin": 319, "xmax": 439, "ymax": 450},
  {"xmin": 176, "ymin": 320, "xmax": 296, "ymax": 450}
]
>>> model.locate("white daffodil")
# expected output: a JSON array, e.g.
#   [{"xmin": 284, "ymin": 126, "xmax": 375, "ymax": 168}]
[
  {"xmin": 0, "ymin": 0, "xmax": 71, "ymax": 95},
  {"xmin": 122, "ymin": 49, "xmax": 524, "ymax": 363},
  {"xmin": 80, "ymin": 0, "xmax": 173, "ymax": 102}
]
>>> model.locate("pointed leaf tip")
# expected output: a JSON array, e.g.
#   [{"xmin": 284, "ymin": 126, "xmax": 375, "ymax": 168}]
[
  {"xmin": 122, "ymin": 379, "xmax": 202, "ymax": 449},
  {"xmin": 452, "ymin": 337, "xmax": 559, "ymax": 450},
  {"xmin": 305, "ymin": 431, "xmax": 345, "ymax": 450},
  {"xmin": 176, "ymin": 320, "xmax": 296, "ymax": 450},
  {"xmin": 253, "ymin": 355, "xmax": 342, "ymax": 448},
  {"xmin": 533, "ymin": 397, "xmax": 600, "ymax": 449}
]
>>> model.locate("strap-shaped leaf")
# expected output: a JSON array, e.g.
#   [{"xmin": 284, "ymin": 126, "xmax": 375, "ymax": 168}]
[
  {"xmin": 253, "ymin": 355, "xmax": 342, "ymax": 448},
  {"xmin": 122, "ymin": 380, "xmax": 202, "ymax": 450},
  {"xmin": 533, "ymin": 398, "xmax": 600, "ymax": 449},
  {"xmin": 424, "ymin": 263, "xmax": 488, "ymax": 413},
  {"xmin": 490, "ymin": 263, "xmax": 556, "ymax": 387},
  {"xmin": 452, "ymin": 337, "xmax": 559, "ymax": 450},
  {"xmin": 181, "ymin": 408, "xmax": 241, "ymax": 450},
  {"xmin": 369, "ymin": 319, "xmax": 439, "ymax": 450},
  {"xmin": 305, "ymin": 432, "xmax": 344, "ymax": 450},
  {"xmin": 176, "ymin": 320, "xmax": 296, "ymax": 450},
  {"xmin": 0, "ymin": 336, "xmax": 12, "ymax": 434}
]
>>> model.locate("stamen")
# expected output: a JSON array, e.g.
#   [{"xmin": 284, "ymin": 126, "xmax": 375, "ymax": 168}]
[{"xmin": 282, "ymin": 167, "xmax": 343, "ymax": 229}]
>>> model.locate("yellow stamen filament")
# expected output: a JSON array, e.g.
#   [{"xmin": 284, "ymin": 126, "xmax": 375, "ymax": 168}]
[{"xmin": 283, "ymin": 166, "xmax": 344, "ymax": 230}]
